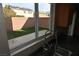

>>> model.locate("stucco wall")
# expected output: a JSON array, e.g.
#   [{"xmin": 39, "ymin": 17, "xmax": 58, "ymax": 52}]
[
  {"xmin": 39, "ymin": 17, "xmax": 49, "ymax": 28},
  {"xmin": 5, "ymin": 17, "xmax": 49, "ymax": 31}
]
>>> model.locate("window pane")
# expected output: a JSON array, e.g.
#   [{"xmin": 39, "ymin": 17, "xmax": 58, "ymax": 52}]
[
  {"xmin": 2, "ymin": 3, "xmax": 36, "ymax": 51},
  {"xmin": 38, "ymin": 3, "xmax": 50, "ymax": 37}
]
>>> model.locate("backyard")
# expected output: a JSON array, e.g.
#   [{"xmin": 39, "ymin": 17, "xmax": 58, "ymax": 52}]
[{"xmin": 7, "ymin": 27, "xmax": 47, "ymax": 40}]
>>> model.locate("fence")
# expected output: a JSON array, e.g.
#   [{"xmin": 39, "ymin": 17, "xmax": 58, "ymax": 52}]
[{"xmin": 4, "ymin": 17, "xmax": 49, "ymax": 31}]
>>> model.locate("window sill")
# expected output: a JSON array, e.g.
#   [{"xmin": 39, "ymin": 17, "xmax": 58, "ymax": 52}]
[{"xmin": 8, "ymin": 30, "xmax": 52, "ymax": 55}]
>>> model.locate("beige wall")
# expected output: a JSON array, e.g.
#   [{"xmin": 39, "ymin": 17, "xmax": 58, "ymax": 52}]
[
  {"xmin": 5, "ymin": 17, "xmax": 49, "ymax": 31},
  {"xmin": 39, "ymin": 17, "xmax": 49, "ymax": 28}
]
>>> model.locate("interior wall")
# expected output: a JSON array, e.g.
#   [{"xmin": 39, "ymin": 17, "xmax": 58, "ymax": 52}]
[{"xmin": 55, "ymin": 4, "xmax": 75, "ymax": 28}]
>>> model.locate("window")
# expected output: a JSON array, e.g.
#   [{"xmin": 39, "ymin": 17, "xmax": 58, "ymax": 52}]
[
  {"xmin": 38, "ymin": 3, "xmax": 50, "ymax": 37},
  {"xmin": 2, "ymin": 3, "xmax": 37, "ymax": 55},
  {"xmin": 0, "ymin": 3, "xmax": 54, "ymax": 56}
]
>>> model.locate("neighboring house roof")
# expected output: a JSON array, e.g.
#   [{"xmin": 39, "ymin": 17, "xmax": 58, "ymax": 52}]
[{"xmin": 10, "ymin": 5, "xmax": 33, "ymax": 11}]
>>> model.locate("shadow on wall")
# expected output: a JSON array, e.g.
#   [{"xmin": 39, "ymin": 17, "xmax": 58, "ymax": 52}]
[
  {"xmin": 22, "ymin": 17, "xmax": 35, "ymax": 29},
  {"xmin": 5, "ymin": 17, "xmax": 49, "ymax": 31},
  {"xmin": 39, "ymin": 17, "xmax": 49, "ymax": 28},
  {"xmin": 22, "ymin": 17, "xmax": 49, "ymax": 29},
  {"xmin": 12, "ymin": 17, "xmax": 35, "ymax": 31}
]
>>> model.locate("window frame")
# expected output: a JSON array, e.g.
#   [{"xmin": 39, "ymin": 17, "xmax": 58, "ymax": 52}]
[{"xmin": 0, "ymin": 3, "xmax": 56, "ymax": 56}]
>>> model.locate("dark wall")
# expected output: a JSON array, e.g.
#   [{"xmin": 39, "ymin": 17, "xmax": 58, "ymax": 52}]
[
  {"xmin": 55, "ymin": 4, "xmax": 75, "ymax": 28},
  {"xmin": 55, "ymin": 4, "xmax": 75, "ymax": 36}
]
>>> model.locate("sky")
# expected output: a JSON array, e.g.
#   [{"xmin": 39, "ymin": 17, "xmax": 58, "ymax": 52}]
[{"xmin": 2, "ymin": 3, "xmax": 50, "ymax": 12}]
